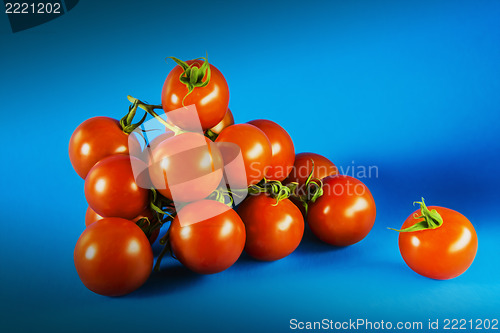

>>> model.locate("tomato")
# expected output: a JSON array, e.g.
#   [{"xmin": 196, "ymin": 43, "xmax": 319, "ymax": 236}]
[
  {"xmin": 247, "ymin": 119, "xmax": 295, "ymax": 181},
  {"xmin": 398, "ymin": 202, "xmax": 478, "ymax": 280},
  {"xmin": 215, "ymin": 124, "xmax": 272, "ymax": 187},
  {"xmin": 307, "ymin": 175, "xmax": 376, "ymax": 246},
  {"xmin": 162, "ymin": 59, "xmax": 229, "ymax": 130},
  {"xmin": 84, "ymin": 206, "xmax": 160, "ymax": 244},
  {"xmin": 169, "ymin": 200, "xmax": 245, "ymax": 274},
  {"xmin": 69, "ymin": 117, "xmax": 141, "ymax": 179},
  {"xmin": 74, "ymin": 217, "xmax": 153, "ymax": 296},
  {"xmin": 284, "ymin": 152, "xmax": 338, "ymax": 187},
  {"xmin": 237, "ymin": 194, "xmax": 304, "ymax": 261},
  {"xmin": 85, "ymin": 155, "xmax": 149, "ymax": 220},
  {"xmin": 148, "ymin": 132, "xmax": 223, "ymax": 202},
  {"xmin": 209, "ymin": 108, "xmax": 234, "ymax": 135}
]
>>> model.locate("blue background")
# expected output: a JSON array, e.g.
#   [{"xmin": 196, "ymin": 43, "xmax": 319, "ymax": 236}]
[{"xmin": 1, "ymin": 0, "xmax": 499, "ymax": 332}]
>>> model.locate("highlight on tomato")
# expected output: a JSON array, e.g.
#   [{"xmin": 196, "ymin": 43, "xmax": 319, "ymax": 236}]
[
  {"xmin": 247, "ymin": 119, "xmax": 295, "ymax": 182},
  {"xmin": 169, "ymin": 200, "xmax": 246, "ymax": 274},
  {"xmin": 238, "ymin": 193, "xmax": 304, "ymax": 261},
  {"xmin": 209, "ymin": 108, "xmax": 234, "ymax": 135},
  {"xmin": 391, "ymin": 199, "xmax": 478, "ymax": 280},
  {"xmin": 161, "ymin": 57, "xmax": 229, "ymax": 131},
  {"xmin": 307, "ymin": 175, "xmax": 376, "ymax": 247},
  {"xmin": 74, "ymin": 218, "xmax": 154, "ymax": 296}
]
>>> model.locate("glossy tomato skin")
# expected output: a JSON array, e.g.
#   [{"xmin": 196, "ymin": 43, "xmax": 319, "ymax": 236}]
[
  {"xmin": 74, "ymin": 218, "xmax": 153, "ymax": 296},
  {"xmin": 84, "ymin": 206, "xmax": 160, "ymax": 244},
  {"xmin": 141, "ymin": 130, "xmax": 175, "ymax": 164},
  {"xmin": 399, "ymin": 207, "xmax": 478, "ymax": 280},
  {"xmin": 247, "ymin": 119, "xmax": 295, "ymax": 182},
  {"xmin": 215, "ymin": 123, "xmax": 272, "ymax": 187},
  {"xmin": 169, "ymin": 200, "xmax": 246, "ymax": 274},
  {"xmin": 69, "ymin": 117, "xmax": 141, "ymax": 179},
  {"xmin": 284, "ymin": 152, "xmax": 338, "ymax": 186},
  {"xmin": 238, "ymin": 194, "xmax": 304, "ymax": 261},
  {"xmin": 84, "ymin": 155, "xmax": 149, "ymax": 220},
  {"xmin": 148, "ymin": 132, "xmax": 223, "ymax": 202},
  {"xmin": 162, "ymin": 60, "xmax": 229, "ymax": 130},
  {"xmin": 209, "ymin": 108, "xmax": 234, "ymax": 135},
  {"xmin": 307, "ymin": 175, "xmax": 376, "ymax": 246}
]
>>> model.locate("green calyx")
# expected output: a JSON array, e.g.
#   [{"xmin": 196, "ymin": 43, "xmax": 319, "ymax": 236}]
[
  {"xmin": 167, "ymin": 55, "xmax": 211, "ymax": 106},
  {"xmin": 249, "ymin": 178, "xmax": 297, "ymax": 205},
  {"xmin": 119, "ymin": 99, "xmax": 148, "ymax": 134},
  {"xmin": 389, "ymin": 198, "xmax": 444, "ymax": 233},
  {"xmin": 291, "ymin": 159, "xmax": 324, "ymax": 214}
]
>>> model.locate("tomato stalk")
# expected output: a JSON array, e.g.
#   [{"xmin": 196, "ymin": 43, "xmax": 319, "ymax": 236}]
[
  {"xmin": 119, "ymin": 99, "xmax": 148, "ymax": 134},
  {"xmin": 127, "ymin": 95, "xmax": 185, "ymax": 135},
  {"xmin": 389, "ymin": 198, "xmax": 444, "ymax": 232},
  {"xmin": 289, "ymin": 160, "xmax": 324, "ymax": 213}
]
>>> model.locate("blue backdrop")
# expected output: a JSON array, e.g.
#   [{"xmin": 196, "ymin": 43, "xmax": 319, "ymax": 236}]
[{"xmin": 1, "ymin": 0, "xmax": 499, "ymax": 332}]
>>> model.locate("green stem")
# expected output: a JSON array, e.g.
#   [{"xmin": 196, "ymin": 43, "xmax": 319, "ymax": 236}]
[{"xmin": 388, "ymin": 198, "xmax": 444, "ymax": 232}]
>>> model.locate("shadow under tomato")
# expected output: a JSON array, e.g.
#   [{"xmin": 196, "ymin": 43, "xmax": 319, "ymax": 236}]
[
  {"xmin": 293, "ymin": 224, "xmax": 346, "ymax": 254},
  {"xmin": 129, "ymin": 261, "xmax": 201, "ymax": 298}
]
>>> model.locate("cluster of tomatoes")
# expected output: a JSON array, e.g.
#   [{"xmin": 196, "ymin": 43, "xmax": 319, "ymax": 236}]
[{"xmin": 69, "ymin": 56, "xmax": 478, "ymax": 297}]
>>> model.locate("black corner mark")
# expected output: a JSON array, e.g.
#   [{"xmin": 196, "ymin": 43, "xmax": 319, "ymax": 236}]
[{"xmin": 4, "ymin": 0, "xmax": 80, "ymax": 33}]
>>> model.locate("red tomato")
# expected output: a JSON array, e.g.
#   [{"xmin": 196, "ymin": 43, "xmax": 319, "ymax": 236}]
[
  {"xmin": 148, "ymin": 132, "xmax": 223, "ymax": 202},
  {"xmin": 74, "ymin": 218, "xmax": 153, "ymax": 296},
  {"xmin": 84, "ymin": 155, "xmax": 149, "ymax": 220},
  {"xmin": 307, "ymin": 175, "xmax": 376, "ymax": 246},
  {"xmin": 69, "ymin": 117, "xmax": 141, "ymax": 179},
  {"xmin": 215, "ymin": 124, "xmax": 272, "ymax": 187},
  {"xmin": 398, "ymin": 204, "xmax": 478, "ymax": 280},
  {"xmin": 247, "ymin": 119, "xmax": 295, "ymax": 181},
  {"xmin": 169, "ymin": 200, "xmax": 246, "ymax": 274},
  {"xmin": 209, "ymin": 108, "xmax": 234, "ymax": 135},
  {"xmin": 162, "ymin": 59, "xmax": 229, "ymax": 130},
  {"xmin": 84, "ymin": 206, "xmax": 160, "ymax": 244},
  {"xmin": 284, "ymin": 152, "xmax": 338, "ymax": 187},
  {"xmin": 237, "ymin": 194, "xmax": 304, "ymax": 261}
]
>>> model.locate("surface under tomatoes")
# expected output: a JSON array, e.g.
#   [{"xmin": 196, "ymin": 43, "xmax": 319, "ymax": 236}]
[
  {"xmin": 247, "ymin": 119, "xmax": 295, "ymax": 182},
  {"xmin": 74, "ymin": 218, "xmax": 153, "ymax": 296},
  {"xmin": 148, "ymin": 132, "xmax": 223, "ymax": 202},
  {"xmin": 307, "ymin": 175, "xmax": 376, "ymax": 246},
  {"xmin": 237, "ymin": 194, "xmax": 304, "ymax": 261},
  {"xmin": 215, "ymin": 123, "xmax": 272, "ymax": 187},
  {"xmin": 398, "ymin": 205, "xmax": 478, "ymax": 280},
  {"xmin": 284, "ymin": 152, "xmax": 338, "ymax": 186},
  {"xmin": 162, "ymin": 59, "xmax": 229, "ymax": 130},
  {"xmin": 84, "ymin": 155, "xmax": 149, "ymax": 220},
  {"xmin": 169, "ymin": 200, "xmax": 246, "ymax": 274},
  {"xmin": 69, "ymin": 116, "xmax": 141, "ymax": 179}
]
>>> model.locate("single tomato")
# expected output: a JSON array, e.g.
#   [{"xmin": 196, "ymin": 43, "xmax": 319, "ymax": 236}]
[
  {"xmin": 397, "ymin": 200, "xmax": 478, "ymax": 280},
  {"xmin": 169, "ymin": 200, "xmax": 246, "ymax": 274},
  {"xmin": 74, "ymin": 218, "xmax": 153, "ymax": 296},
  {"xmin": 69, "ymin": 117, "xmax": 141, "ymax": 179},
  {"xmin": 215, "ymin": 123, "xmax": 272, "ymax": 187},
  {"xmin": 162, "ymin": 58, "xmax": 229, "ymax": 130},
  {"xmin": 237, "ymin": 194, "xmax": 304, "ymax": 261},
  {"xmin": 307, "ymin": 175, "xmax": 376, "ymax": 246},
  {"xmin": 148, "ymin": 132, "xmax": 223, "ymax": 202},
  {"xmin": 84, "ymin": 155, "xmax": 149, "ymax": 220},
  {"xmin": 247, "ymin": 119, "xmax": 295, "ymax": 181}
]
